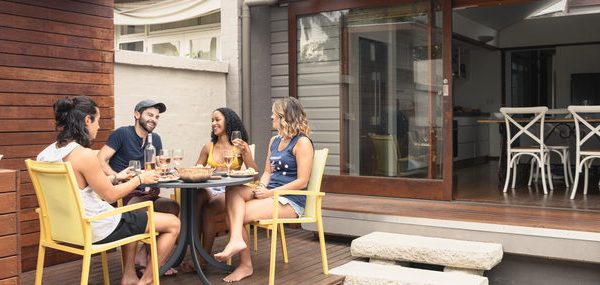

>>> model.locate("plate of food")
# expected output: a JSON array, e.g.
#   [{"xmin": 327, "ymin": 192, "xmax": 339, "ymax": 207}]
[
  {"xmin": 158, "ymin": 174, "xmax": 180, "ymax": 183},
  {"xmin": 229, "ymin": 168, "xmax": 258, "ymax": 178}
]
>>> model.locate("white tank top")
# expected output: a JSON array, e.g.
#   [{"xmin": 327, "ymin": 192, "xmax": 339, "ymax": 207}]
[{"xmin": 37, "ymin": 142, "xmax": 120, "ymax": 243}]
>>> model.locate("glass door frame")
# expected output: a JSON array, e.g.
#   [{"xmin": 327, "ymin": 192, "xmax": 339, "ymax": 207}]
[{"xmin": 288, "ymin": 0, "xmax": 453, "ymax": 200}]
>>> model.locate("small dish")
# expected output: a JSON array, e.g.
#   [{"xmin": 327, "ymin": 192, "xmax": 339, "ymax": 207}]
[
  {"xmin": 158, "ymin": 177, "xmax": 181, "ymax": 183},
  {"xmin": 229, "ymin": 173, "xmax": 256, "ymax": 178}
]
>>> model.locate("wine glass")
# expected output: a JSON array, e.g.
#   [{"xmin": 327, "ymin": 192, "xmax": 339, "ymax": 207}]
[
  {"xmin": 231, "ymin": 131, "xmax": 242, "ymax": 157},
  {"xmin": 158, "ymin": 149, "xmax": 172, "ymax": 177},
  {"xmin": 172, "ymin": 149, "xmax": 184, "ymax": 167},
  {"xmin": 128, "ymin": 160, "xmax": 141, "ymax": 179},
  {"xmin": 223, "ymin": 149, "xmax": 235, "ymax": 176},
  {"xmin": 231, "ymin": 130, "xmax": 242, "ymax": 141}
]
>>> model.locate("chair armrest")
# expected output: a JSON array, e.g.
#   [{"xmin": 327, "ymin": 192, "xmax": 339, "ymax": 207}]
[
  {"xmin": 268, "ymin": 190, "xmax": 325, "ymax": 220},
  {"xmin": 86, "ymin": 201, "xmax": 154, "ymax": 222},
  {"xmin": 272, "ymin": 190, "xmax": 325, "ymax": 197}
]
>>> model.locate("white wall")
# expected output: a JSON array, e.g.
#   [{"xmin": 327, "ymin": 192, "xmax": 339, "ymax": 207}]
[
  {"xmin": 499, "ymin": 13, "xmax": 600, "ymax": 48},
  {"xmin": 453, "ymin": 49, "xmax": 502, "ymax": 113},
  {"xmin": 555, "ymin": 44, "xmax": 600, "ymax": 107},
  {"xmin": 114, "ymin": 52, "xmax": 227, "ymax": 169},
  {"xmin": 453, "ymin": 48, "xmax": 502, "ymax": 157}
]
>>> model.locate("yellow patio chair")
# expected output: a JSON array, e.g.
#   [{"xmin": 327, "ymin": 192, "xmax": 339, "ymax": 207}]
[
  {"xmin": 26, "ymin": 159, "xmax": 160, "ymax": 285},
  {"xmin": 251, "ymin": 148, "xmax": 329, "ymax": 285}
]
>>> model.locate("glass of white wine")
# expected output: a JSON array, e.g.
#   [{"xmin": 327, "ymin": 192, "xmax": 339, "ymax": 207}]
[
  {"xmin": 231, "ymin": 130, "xmax": 242, "ymax": 157},
  {"xmin": 172, "ymin": 148, "xmax": 184, "ymax": 168},
  {"xmin": 128, "ymin": 160, "xmax": 141, "ymax": 179},
  {"xmin": 158, "ymin": 149, "xmax": 172, "ymax": 177},
  {"xmin": 223, "ymin": 149, "xmax": 235, "ymax": 176}
]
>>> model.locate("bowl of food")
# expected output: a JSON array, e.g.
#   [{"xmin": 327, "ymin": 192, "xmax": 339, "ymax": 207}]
[{"xmin": 178, "ymin": 165, "xmax": 214, "ymax": 182}]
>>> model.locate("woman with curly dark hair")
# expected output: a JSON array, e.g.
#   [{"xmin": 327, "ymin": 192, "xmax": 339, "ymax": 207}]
[
  {"xmin": 194, "ymin": 107, "xmax": 257, "ymax": 259},
  {"xmin": 214, "ymin": 97, "xmax": 313, "ymax": 282}
]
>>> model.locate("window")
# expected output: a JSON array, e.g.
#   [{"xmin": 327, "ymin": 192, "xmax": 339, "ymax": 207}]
[
  {"xmin": 115, "ymin": 12, "xmax": 221, "ymax": 60},
  {"xmin": 119, "ymin": 41, "xmax": 144, "ymax": 52}
]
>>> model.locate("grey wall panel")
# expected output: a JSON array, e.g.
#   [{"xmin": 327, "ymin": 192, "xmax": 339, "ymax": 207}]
[
  {"xmin": 314, "ymin": 143, "xmax": 340, "ymax": 154},
  {"xmin": 298, "ymin": 85, "xmax": 340, "ymax": 97},
  {"xmin": 271, "ymin": 6, "xmax": 287, "ymax": 21},
  {"xmin": 271, "ymin": 31, "xmax": 288, "ymax": 43},
  {"xmin": 270, "ymin": 19, "xmax": 288, "ymax": 32},
  {"xmin": 311, "ymin": 131, "xmax": 340, "ymax": 142},
  {"xmin": 309, "ymin": 119, "xmax": 340, "ymax": 131},
  {"xmin": 300, "ymin": 97, "xmax": 339, "ymax": 108},
  {"xmin": 271, "ymin": 53, "xmax": 288, "ymax": 65},
  {"xmin": 271, "ymin": 86, "xmax": 288, "ymax": 98},
  {"xmin": 298, "ymin": 73, "xmax": 340, "ymax": 85},
  {"xmin": 271, "ymin": 65, "xmax": 288, "ymax": 76},
  {"xmin": 271, "ymin": 42, "xmax": 288, "ymax": 54},
  {"xmin": 305, "ymin": 108, "xmax": 340, "ymax": 120},
  {"xmin": 298, "ymin": 62, "xmax": 339, "ymax": 74},
  {"xmin": 271, "ymin": 75, "xmax": 289, "ymax": 87}
]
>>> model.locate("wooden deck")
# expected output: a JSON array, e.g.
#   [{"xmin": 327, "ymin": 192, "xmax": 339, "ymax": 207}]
[{"xmin": 21, "ymin": 228, "xmax": 351, "ymax": 285}]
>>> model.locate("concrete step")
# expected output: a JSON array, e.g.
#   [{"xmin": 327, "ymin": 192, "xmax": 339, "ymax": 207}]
[
  {"xmin": 330, "ymin": 261, "xmax": 488, "ymax": 285},
  {"xmin": 351, "ymin": 232, "xmax": 503, "ymax": 270}
]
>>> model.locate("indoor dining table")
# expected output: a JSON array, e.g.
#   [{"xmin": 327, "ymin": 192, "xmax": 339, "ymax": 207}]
[{"xmin": 153, "ymin": 176, "xmax": 253, "ymax": 285}]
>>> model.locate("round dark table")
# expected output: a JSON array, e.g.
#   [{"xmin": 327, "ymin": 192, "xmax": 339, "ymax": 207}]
[{"xmin": 154, "ymin": 176, "xmax": 253, "ymax": 284}]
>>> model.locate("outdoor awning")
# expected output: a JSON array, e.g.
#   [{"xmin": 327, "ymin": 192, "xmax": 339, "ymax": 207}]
[{"xmin": 114, "ymin": 0, "xmax": 220, "ymax": 26}]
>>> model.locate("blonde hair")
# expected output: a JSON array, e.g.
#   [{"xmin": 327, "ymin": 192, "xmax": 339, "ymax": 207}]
[{"xmin": 272, "ymin": 97, "xmax": 310, "ymax": 139}]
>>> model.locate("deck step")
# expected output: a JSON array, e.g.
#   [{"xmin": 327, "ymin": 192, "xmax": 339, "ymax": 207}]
[
  {"xmin": 351, "ymin": 232, "xmax": 503, "ymax": 270},
  {"xmin": 330, "ymin": 261, "xmax": 488, "ymax": 285}
]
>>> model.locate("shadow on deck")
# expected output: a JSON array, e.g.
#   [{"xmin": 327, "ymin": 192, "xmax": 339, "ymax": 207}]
[{"xmin": 21, "ymin": 228, "xmax": 352, "ymax": 285}]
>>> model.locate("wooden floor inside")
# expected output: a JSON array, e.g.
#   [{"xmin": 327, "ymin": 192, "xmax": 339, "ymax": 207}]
[
  {"xmin": 21, "ymin": 228, "xmax": 351, "ymax": 285},
  {"xmin": 455, "ymin": 160, "xmax": 600, "ymax": 211}
]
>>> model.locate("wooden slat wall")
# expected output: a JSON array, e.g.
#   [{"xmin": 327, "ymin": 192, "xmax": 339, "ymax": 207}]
[
  {"xmin": 0, "ymin": 170, "xmax": 20, "ymax": 284},
  {"xmin": 0, "ymin": 0, "xmax": 114, "ymax": 272}
]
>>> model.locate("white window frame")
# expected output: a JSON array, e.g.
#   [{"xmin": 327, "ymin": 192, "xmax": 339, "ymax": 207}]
[{"xmin": 116, "ymin": 22, "xmax": 221, "ymax": 60}]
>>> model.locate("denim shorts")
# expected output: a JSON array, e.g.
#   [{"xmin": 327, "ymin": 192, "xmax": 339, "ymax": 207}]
[
  {"xmin": 277, "ymin": 196, "xmax": 304, "ymax": 217},
  {"xmin": 207, "ymin": 186, "xmax": 225, "ymax": 197}
]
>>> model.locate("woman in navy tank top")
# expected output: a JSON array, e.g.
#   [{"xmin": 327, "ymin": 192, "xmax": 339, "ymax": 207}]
[{"xmin": 214, "ymin": 97, "xmax": 314, "ymax": 282}]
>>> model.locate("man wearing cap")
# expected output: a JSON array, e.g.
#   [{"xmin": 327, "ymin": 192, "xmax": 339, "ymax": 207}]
[
  {"xmin": 99, "ymin": 99, "xmax": 179, "ymax": 213},
  {"xmin": 98, "ymin": 99, "xmax": 180, "ymax": 275}
]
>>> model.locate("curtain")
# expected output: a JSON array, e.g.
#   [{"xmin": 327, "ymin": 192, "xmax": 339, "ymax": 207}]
[{"xmin": 114, "ymin": 0, "xmax": 220, "ymax": 25}]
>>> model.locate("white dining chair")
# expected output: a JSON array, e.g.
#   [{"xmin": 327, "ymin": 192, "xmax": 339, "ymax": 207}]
[
  {"xmin": 567, "ymin": 105, "xmax": 600, "ymax": 199},
  {"xmin": 528, "ymin": 109, "xmax": 573, "ymax": 187},
  {"xmin": 500, "ymin": 106, "xmax": 550, "ymax": 194}
]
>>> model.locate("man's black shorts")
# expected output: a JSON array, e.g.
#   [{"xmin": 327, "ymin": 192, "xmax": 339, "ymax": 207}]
[{"xmin": 94, "ymin": 211, "xmax": 148, "ymax": 244}]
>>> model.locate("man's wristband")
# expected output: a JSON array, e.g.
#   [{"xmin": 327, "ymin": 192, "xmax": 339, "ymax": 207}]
[{"xmin": 137, "ymin": 175, "xmax": 143, "ymax": 185}]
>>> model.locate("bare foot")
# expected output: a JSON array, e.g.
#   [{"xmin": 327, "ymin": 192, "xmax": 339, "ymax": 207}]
[
  {"xmin": 223, "ymin": 264, "xmax": 253, "ymax": 283},
  {"xmin": 121, "ymin": 275, "xmax": 139, "ymax": 285},
  {"xmin": 214, "ymin": 241, "xmax": 247, "ymax": 262}
]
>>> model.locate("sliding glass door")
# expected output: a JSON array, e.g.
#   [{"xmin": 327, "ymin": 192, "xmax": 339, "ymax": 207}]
[{"xmin": 289, "ymin": 0, "xmax": 453, "ymax": 200}]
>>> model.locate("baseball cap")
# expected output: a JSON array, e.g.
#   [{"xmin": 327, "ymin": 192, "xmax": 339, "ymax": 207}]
[{"xmin": 134, "ymin": 99, "xmax": 166, "ymax": 113}]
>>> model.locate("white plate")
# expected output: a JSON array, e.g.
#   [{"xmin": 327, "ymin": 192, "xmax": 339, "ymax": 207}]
[{"xmin": 229, "ymin": 172, "xmax": 257, "ymax": 178}]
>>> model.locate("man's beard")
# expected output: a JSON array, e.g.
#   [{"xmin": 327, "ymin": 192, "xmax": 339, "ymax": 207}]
[{"xmin": 138, "ymin": 117, "xmax": 156, "ymax": 133}]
